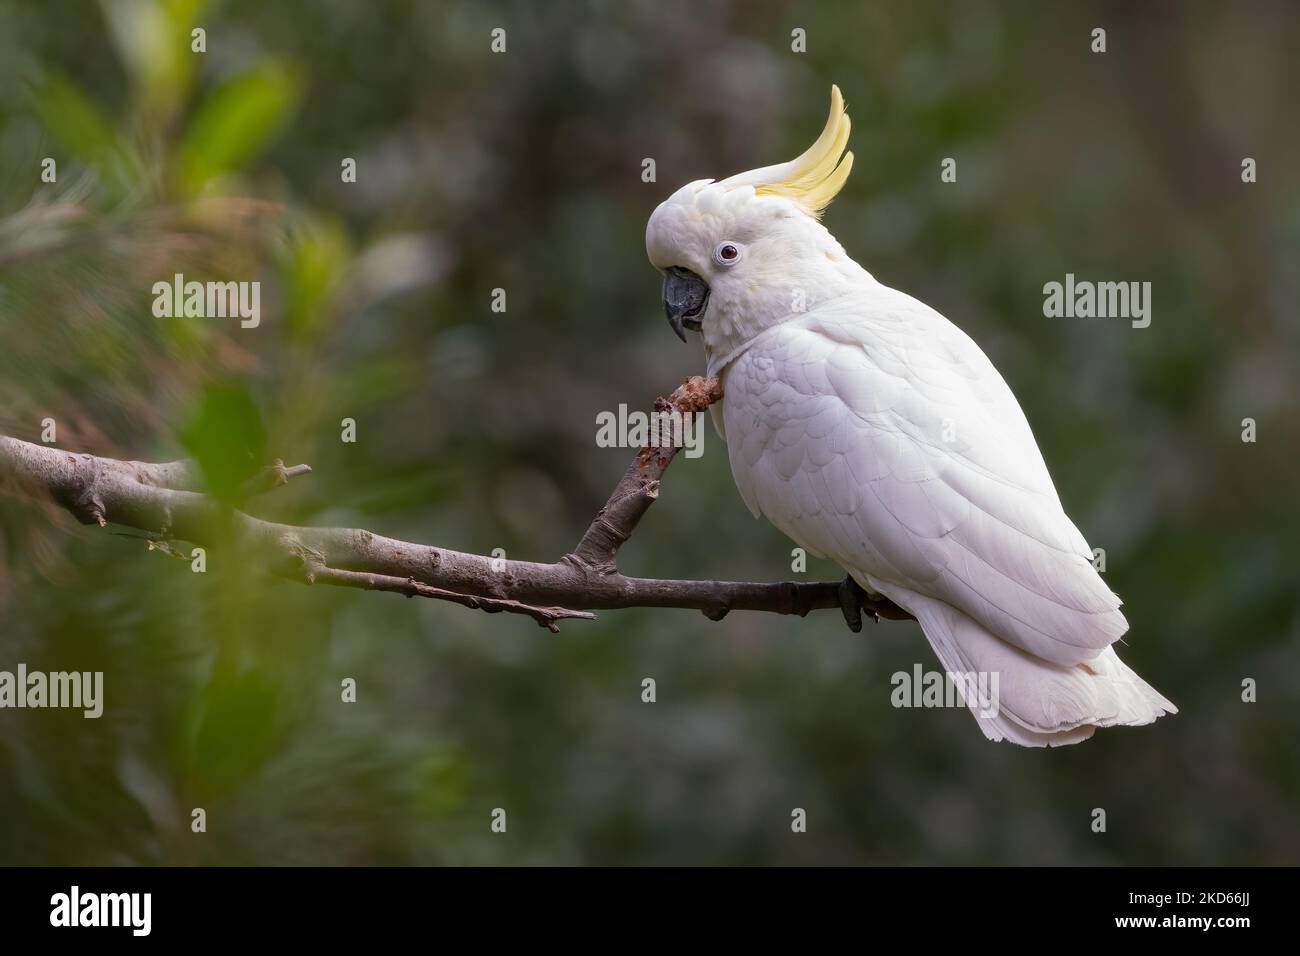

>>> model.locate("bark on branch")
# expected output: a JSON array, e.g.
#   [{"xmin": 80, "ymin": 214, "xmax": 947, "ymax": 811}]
[{"xmin": 0, "ymin": 377, "xmax": 912, "ymax": 630}]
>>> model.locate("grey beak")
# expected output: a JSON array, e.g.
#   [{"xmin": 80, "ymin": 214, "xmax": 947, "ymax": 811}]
[{"xmin": 662, "ymin": 266, "xmax": 710, "ymax": 342}]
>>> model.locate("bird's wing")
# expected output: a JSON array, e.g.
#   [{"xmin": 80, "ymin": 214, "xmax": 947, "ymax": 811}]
[{"xmin": 721, "ymin": 286, "xmax": 1126, "ymax": 666}]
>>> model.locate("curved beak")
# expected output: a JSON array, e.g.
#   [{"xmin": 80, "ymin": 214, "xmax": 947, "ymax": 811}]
[{"xmin": 662, "ymin": 266, "xmax": 710, "ymax": 342}]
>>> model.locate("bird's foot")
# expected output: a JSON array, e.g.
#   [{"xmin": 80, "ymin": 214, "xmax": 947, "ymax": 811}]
[{"xmin": 837, "ymin": 574, "xmax": 880, "ymax": 633}]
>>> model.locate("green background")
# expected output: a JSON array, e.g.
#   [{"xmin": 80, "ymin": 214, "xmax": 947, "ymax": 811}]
[{"xmin": 1, "ymin": 0, "xmax": 1297, "ymax": 864}]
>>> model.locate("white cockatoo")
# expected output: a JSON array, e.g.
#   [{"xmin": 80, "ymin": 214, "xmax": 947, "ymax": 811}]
[{"xmin": 646, "ymin": 86, "xmax": 1176, "ymax": 746}]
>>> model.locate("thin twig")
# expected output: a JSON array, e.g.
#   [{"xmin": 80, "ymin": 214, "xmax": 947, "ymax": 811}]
[{"xmin": 302, "ymin": 565, "xmax": 595, "ymax": 632}]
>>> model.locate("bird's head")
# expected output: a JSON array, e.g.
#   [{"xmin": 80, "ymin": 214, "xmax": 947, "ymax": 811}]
[{"xmin": 646, "ymin": 85, "xmax": 861, "ymax": 372}]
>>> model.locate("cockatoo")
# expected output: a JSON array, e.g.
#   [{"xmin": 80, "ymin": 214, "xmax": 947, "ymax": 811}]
[{"xmin": 645, "ymin": 86, "xmax": 1176, "ymax": 746}]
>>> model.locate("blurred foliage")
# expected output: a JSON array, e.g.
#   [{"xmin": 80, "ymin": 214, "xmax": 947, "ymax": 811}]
[{"xmin": 0, "ymin": 0, "xmax": 1298, "ymax": 865}]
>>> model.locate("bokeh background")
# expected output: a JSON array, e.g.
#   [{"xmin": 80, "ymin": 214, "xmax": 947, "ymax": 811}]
[{"xmin": 1, "ymin": 0, "xmax": 1297, "ymax": 865}]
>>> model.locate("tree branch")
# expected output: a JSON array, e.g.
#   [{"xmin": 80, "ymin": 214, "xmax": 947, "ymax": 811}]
[
  {"xmin": 0, "ymin": 377, "xmax": 912, "ymax": 629},
  {"xmin": 570, "ymin": 374, "xmax": 721, "ymax": 571}
]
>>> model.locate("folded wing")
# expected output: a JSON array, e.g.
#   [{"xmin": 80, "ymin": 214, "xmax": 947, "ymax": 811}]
[{"xmin": 722, "ymin": 287, "xmax": 1127, "ymax": 667}]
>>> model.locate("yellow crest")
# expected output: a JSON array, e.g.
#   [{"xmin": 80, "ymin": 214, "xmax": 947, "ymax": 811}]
[{"xmin": 751, "ymin": 85, "xmax": 853, "ymax": 218}]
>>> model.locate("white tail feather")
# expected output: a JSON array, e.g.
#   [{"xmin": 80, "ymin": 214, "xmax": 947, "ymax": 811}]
[{"xmin": 904, "ymin": 596, "xmax": 1176, "ymax": 748}]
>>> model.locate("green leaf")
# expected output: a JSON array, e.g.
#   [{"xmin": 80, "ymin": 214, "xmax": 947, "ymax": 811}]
[
  {"xmin": 173, "ymin": 61, "xmax": 303, "ymax": 196},
  {"xmin": 186, "ymin": 663, "xmax": 286, "ymax": 794},
  {"xmin": 282, "ymin": 217, "xmax": 350, "ymax": 342},
  {"xmin": 99, "ymin": 0, "xmax": 209, "ymax": 119},
  {"xmin": 177, "ymin": 382, "xmax": 267, "ymax": 503},
  {"xmin": 30, "ymin": 74, "xmax": 140, "ymax": 197}
]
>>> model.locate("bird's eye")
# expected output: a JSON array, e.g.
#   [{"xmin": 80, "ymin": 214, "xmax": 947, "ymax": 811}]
[{"xmin": 713, "ymin": 241, "xmax": 742, "ymax": 267}]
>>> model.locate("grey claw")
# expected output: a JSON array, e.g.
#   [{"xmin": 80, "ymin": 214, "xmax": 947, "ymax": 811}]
[{"xmin": 838, "ymin": 575, "xmax": 863, "ymax": 633}]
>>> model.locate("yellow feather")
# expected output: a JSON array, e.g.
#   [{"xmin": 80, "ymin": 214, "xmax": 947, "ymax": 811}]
[{"xmin": 754, "ymin": 85, "xmax": 853, "ymax": 217}]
